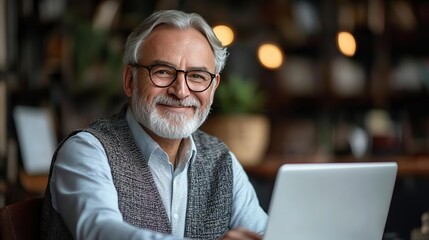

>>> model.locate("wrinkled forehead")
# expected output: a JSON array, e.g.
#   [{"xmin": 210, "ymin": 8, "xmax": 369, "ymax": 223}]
[
  {"xmin": 141, "ymin": 23, "xmax": 212, "ymax": 50},
  {"xmin": 139, "ymin": 26, "xmax": 215, "ymax": 67}
]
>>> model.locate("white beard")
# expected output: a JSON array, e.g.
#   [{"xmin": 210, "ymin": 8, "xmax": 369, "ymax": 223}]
[{"xmin": 130, "ymin": 88, "xmax": 212, "ymax": 139}]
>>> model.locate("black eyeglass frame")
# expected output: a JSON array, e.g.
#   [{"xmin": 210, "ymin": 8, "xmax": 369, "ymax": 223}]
[{"xmin": 131, "ymin": 63, "xmax": 217, "ymax": 92}]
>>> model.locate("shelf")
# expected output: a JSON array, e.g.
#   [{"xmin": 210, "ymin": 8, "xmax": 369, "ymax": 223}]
[{"xmin": 244, "ymin": 155, "xmax": 429, "ymax": 180}]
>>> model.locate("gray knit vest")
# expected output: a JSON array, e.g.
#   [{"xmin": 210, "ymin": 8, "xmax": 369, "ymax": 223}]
[{"xmin": 40, "ymin": 107, "xmax": 233, "ymax": 239}]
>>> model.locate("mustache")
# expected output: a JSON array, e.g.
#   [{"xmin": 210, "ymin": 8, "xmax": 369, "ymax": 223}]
[{"xmin": 153, "ymin": 95, "xmax": 200, "ymax": 108}]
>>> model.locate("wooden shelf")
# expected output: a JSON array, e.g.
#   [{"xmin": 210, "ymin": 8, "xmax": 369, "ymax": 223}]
[
  {"xmin": 244, "ymin": 155, "xmax": 429, "ymax": 180},
  {"xmin": 19, "ymin": 170, "xmax": 48, "ymax": 195}
]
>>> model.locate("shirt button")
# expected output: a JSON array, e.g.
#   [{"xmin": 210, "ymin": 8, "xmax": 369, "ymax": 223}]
[{"xmin": 173, "ymin": 214, "xmax": 179, "ymax": 220}]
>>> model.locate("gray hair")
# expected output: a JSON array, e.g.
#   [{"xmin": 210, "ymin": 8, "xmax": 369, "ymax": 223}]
[{"xmin": 123, "ymin": 10, "xmax": 229, "ymax": 74}]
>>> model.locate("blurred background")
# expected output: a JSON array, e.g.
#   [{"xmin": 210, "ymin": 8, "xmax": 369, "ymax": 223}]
[{"xmin": 1, "ymin": 0, "xmax": 429, "ymax": 239}]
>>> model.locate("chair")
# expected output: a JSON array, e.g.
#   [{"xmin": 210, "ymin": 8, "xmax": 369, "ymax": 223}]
[{"xmin": 0, "ymin": 198, "xmax": 44, "ymax": 240}]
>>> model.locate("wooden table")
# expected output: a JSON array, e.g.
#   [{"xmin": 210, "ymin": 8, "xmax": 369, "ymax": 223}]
[{"xmin": 244, "ymin": 155, "xmax": 429, "ymax": 180}]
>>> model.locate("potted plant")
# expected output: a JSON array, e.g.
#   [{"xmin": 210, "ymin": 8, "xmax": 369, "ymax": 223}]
[{"xmin": 202, "ymin": 74, "xmax": 270, "ymax": 166}]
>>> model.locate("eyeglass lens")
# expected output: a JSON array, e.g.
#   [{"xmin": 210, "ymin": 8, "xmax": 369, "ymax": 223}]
[{"xmin": 149, "ymin": 65, "xmax": 213, "ymax": 92}]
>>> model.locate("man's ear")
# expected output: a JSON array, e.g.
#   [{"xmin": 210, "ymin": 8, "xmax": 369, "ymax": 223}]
[
  {"xmin": 213, "ymin": 74, "xmax": 221, "ymax": 91},
  {"xmin": 123, "ymin": 65, "xmax": 133, "ymax": 97}
]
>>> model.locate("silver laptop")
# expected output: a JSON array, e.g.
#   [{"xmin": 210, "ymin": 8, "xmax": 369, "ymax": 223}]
[{"xmin": 264, "ymin": 162, "xmax": 397, "ymax": 240}]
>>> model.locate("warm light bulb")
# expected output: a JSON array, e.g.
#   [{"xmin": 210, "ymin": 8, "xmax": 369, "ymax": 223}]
[
  {"xmin": 213, "ymin": 25, "xmax": 234, "ymax": 46},
  {"xmin": 257, "ymin": 43, "xmax": 284, "ymax": 69},
  {"xmin": 337, "ymin": 31, "xmax": 357, "ymax": 57}
]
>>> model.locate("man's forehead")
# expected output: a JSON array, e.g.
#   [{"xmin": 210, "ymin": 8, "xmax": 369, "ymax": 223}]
[{"xmin": 140, "ymin": 26, "xmax": 214, "ymax": 62}]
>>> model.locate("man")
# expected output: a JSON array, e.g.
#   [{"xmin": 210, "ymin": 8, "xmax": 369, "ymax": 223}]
[{"xmin": 41, "ymin": 10, "xmax": 268, "ymax": 240}]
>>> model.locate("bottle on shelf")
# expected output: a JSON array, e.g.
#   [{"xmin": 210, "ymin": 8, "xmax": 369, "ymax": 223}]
[{"xmin": 411, "ymin": 212, "xmax": 429, "ymax": 240}]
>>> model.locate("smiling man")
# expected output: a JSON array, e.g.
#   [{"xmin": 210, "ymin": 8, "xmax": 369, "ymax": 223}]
[{"xmin": 40, "ymin": 10, "xmax": 267, "ymax": 240}]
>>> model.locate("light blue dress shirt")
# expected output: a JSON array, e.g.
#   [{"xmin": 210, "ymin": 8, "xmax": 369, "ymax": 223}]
[{"xmin": 50, "ymin": 108, "xmax": 268, "ymax": 240}]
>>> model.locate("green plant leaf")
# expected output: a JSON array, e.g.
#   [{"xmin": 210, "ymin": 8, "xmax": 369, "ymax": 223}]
[{"xmin": 215, "ymin": 74, "xmax": 266, "ymax": 114}]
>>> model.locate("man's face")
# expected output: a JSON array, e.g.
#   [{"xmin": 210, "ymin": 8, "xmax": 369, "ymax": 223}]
[{"xmin": 124, "ymin": 25, "xmax": 220, "ymax": 139}]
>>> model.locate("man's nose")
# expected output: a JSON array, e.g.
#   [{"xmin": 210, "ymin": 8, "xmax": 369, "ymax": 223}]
[{"xmin": 167, "ymin": 71, "xmax": 190, "ymax": 99}]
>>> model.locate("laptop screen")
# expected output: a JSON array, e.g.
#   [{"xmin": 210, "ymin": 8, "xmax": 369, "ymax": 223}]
[{"xmin": 264, "ymin": 162, "xmax": 397, "ymax": 240}]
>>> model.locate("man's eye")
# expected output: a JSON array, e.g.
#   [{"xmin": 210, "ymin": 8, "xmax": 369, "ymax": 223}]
[
  {"xmin": 189, "ymin": 72, "xmax": 209, "ymax": 81},
  {"xmin": 154, "ymin": 69, "xmax": 174, "ymax": 76},
  {"xmin": 191, "ymin": 74, "xmax": 203, "ymax": 79}
]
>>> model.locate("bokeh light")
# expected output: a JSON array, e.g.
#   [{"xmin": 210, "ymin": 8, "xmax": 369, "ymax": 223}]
[
  {"xmin": 337, "ymin": 31, "xmax": 357, "ymax": 57},
  {"xmin": 213, "ymin": 25, "xmax": 234, "ymax": 46},
  {"xmin": 257, "ymin": 43, "xmax": 284, "ymax": 69}
]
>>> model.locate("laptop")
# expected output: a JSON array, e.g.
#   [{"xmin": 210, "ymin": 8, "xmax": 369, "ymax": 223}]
[
  {"xmin": 264, "ymin": 162, "xmax": 397, "ymax": 240},
  {"xmin": 13, "ymin": 106, "xmax": 57, "ymax": 175}
]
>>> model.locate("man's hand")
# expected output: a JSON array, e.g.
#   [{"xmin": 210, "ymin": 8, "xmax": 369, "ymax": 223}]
[{"xmin": 220, "ymin": 228, "xmax": 263, "ymax": 240}]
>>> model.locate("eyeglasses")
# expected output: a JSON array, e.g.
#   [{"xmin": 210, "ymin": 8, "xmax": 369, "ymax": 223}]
[{"xmin": 131, "ymin": 63, "xmax": 216, "ymax": 92}]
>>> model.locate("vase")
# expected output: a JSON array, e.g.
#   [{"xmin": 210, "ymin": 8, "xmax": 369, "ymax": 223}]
[{"xmin": 201, "ymin": 114, "xmax": 270, "ymax": 166}]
